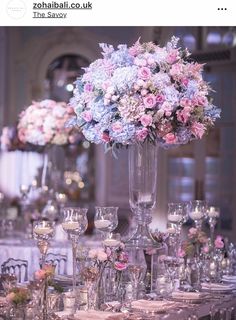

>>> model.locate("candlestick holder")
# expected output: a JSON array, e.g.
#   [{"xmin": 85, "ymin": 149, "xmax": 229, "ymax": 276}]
[{"xmin": 188, "ymin": 200, "xmax": 206, "ymax": 230}]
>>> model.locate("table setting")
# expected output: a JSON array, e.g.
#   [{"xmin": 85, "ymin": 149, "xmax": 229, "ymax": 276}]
[{"xmin": 0, "ymin": 36, "xmax": 233, "ymax": 320}]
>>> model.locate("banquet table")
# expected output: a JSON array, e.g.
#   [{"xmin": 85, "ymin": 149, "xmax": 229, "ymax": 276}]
[{"xmin": 54, "ymin": 294, "xmax": 236, "ymax": 319}]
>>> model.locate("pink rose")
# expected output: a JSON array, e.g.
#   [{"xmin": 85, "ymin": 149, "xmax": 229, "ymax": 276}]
[
  {"xmin": 181, "ymin": 78, "xmax": 189, "ymax": 86},
  {"xmin": 176, "ymin": 107, "xmax": 191, "ymax": 124},
  {"xmin": 163, "ymin": 133, "xmax": 177, "ymax": 144},
  {"xmin": 101, "ymin": 132, "xmax": 110, "ymax": 143},
  {"xmin": 180, "ymin": 98, "xmax": 193, "ymax": 108},
  {"xmin": 35, "ymin": 269, "xmax": 46, "ymax": 281},
  {"xmin": 111, "ymin": 121, "xmax": 123, "ymax": 133},
  {"xmin": 156, "ymin": 94, "xmax": 165, "ymax": 104},
  {"xmin": 196, "ymin": 95, "xmax": 208, "ymax": 106},
  {"xmin": 202, "ymin": 245, "xmax": 209, "ymax": 254},
  {"xmin": 140, "ymin": 114, "xmax": 152, "ymax": 127},
  {"xmin": 214, "ymin": 235, "xmax": 224, "ymax": 249},
  {"xmin": 81, "ymin": 111, "xmax": 92, "ymax": 122},
  {"xmin": 169, "ymin": 63, "xmax": 183, "ymax": 78},
  {"xmin": 191, "ymin": 122, "xmax": 205, "ymax": 139},
  {"xmin": 138, "ymin": 67, "xmax": 151, "ymax": 80},
  {"xmin": 114, "ymin": 261, "xmax": 127, "ymax": 271},
  {"xmin": 143, "ymin": 94, "xmax": 156, "ymax": 109},
  {"xmin": 136, "ymin": 128, "xmax": 148, "ymax": 141},
  {"xmin": 97, "ymin": 250, "xmax": 107, "ymax": 262},
  {"xmin": 6, "ymin": 292, "xmax": 15, "ymax": 303},
  {"xmin": 166, "ymin": 49, "xmax": 180, "ymax": 64},
  {"xmin": 88, "ymin": 249, "xmax": 97, "ymax": 259},
  {"xmin": 188, "ymin": 227, "xmax": 198, "ymax": 238},
  {"xmin": 84, "ymin": 83, "xmax": 94, "ymax": 92},
  {"xmin": 177, "ymin": 248, "xmax": 186, "ymax": 258}
]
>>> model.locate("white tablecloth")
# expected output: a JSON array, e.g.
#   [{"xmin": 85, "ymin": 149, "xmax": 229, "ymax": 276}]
[{"xmin": 0, "ymin": 236, "xmax": 99, "ymax": 278}]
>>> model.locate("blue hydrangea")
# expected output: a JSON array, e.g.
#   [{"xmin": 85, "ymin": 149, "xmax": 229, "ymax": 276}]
[
  {"xmin": 109, "ymin": 122, "xmax": 136, "ymax": 144},
  {"xmin": 185, "ymin": 80, "xmax": 199, "ymax": 98},
  {"xmin": 111, "ymin": 66, "xmax": 138, "ymax": 93},
  {"xmin": 204, "ymin": 105, "xmax": 221, "ymax": 120}
]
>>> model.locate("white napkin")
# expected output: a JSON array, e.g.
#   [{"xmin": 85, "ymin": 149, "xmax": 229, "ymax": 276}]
[
  {"xmin": 222, "ymin": 275, "xmax": 236, "ymax": 282},
  {"xmin": 131, "ymin": 299, "xmax": 175, "ymax": 312},
  {"xmin": 201, "ymin": 282, "xmax": 235, "ymax": 291},
  {"xmin": 73, "ymin": 310, "xmax": 124, "ymax": 320},
  {"xmin": 172, "ymin": 291, "xmax": 204, "ymax": 300}
]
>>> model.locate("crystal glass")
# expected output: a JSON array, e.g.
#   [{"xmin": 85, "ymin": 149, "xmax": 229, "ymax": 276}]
[
  {"xmin": 103, "ymin": 233, "xmax": 121, "ymax": 248},
  {"xmin": 94, "ymin": 207, "xmax": 118, "ymax": 238},
  {"xmin": 127, "ymin": 141, "xmax": 158, "ymax": 248},
  {"xmin": 188, "ymin": 200, "xmax": 207, "ymax": 230},
  {"xmin": 207, "ymin": 206, "xmax": 220, "ymax": 249},
  {"xmin": 62, "ymin": 207, "xmax": 88, "ymax": 296},
  {"xmin": 33, "ymin": 220, "xmax": 55, "ymax": 267},
  {"xmin": 167, "ymin": 203, "xmax": 186, "ymax": 230},
  {"xmin": 127, "ymin": 248, "xmax": 147, "ymax": 300}
]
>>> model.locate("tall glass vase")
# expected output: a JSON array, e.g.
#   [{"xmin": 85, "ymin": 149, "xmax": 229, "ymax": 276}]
[{"xmin": 127, "ymin": 141, "xmax": 158, "ymax": 248}]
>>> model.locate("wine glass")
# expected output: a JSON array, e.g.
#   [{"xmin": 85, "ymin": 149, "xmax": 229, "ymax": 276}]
[
  {"xmin": 188, "ymin": 200, "xmax": 207, "ymax": 230},
  {"xmin": 207, "ymin": 206, "xmax": 220, "ymax": 249},
  {"xmin": 33, "ymin": 220, "xmax": 55, "ymax": 267},
  {"xmin": 94, "ymin": 207, "xmax": 118, "ymax": 238},
  {"xmin": 127, "ymin": 248, "xmax": 147, "ymax": 300},
  {"xmin": 62, "ymin": 207, "xmax": 88, "ymax": 295}
]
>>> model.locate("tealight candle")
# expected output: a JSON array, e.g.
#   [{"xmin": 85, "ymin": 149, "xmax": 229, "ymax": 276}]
[
  {"xmin": 189, "ymin": 210, "xmax": 203, "ymax": 220},
  {"xmin": 167, "ymin": 214, "xmax": 182, "ymax": 223},
  {"xmin": 166, "ymin": 227, "xmax": 176, "ymax": 234},
  {"xmin": 94, "ymin": 219, "xmax": 111, "ymax": 229},
  {"xmin": 34, "ymin": 226, "xmax": 53, "ymax": 235},
  {"xmin": 62, "ymin": 221, "xmax": 80, "ymax": 230},
  {"xmin": 103, "ymin": 238, "xmax": 120, "ymax": 247},
  {"xmin": 208, "ymin": 207, "xmax": 220, "ymax": 218}
]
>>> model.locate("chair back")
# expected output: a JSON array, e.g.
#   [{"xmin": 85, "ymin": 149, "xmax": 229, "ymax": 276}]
[
  {"xmin": 45, "ymin": 252, "xmax": 67, "ymax": 275},
  {"xmin": 1, "ymin": 258, "xmax": 28, "ymax": 283}
]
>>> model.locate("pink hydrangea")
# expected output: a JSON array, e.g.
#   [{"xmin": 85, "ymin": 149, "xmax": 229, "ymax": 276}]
[{"xmin": 111, "ymin": 121, "xmax": 123, "ymax": 133}]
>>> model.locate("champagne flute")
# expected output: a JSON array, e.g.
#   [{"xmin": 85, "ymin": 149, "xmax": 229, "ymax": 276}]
[{"xmin": 62, "ymin": 207, "xmax": 88, "ymax": 295}]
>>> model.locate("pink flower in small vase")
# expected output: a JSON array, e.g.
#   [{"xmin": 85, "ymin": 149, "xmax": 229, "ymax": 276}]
[
  {"xmin": 202, "ymin": 245, "xmax": 209, "ymax": 254},
  {"xmin": 188, "ymin": 227, "xmax": 198, "ymax": 238},
  {"xmin": 177, "ymin": 248, "xmax": 186, "ymax": 258},
  {"xmin": 97, "ymin": 249, "xmax": 107, "ymax": 262},
  {"xmin": 6, "ymin": 292, "xmax": 15, "ymax": 303},
  {"xmin": 88, "ymin": 249, "xmax": 97, "ymax": 259},
  {"xmin": 214, "ymin": 235, "xmax": 224, "ymax": 249},
  {"xmin": 114, "ymin": 261, "xmax": 127, "ymax": 271},
  {"xmin": 34, "ymin": 269, "xmax": 46, "ymax": 281}
]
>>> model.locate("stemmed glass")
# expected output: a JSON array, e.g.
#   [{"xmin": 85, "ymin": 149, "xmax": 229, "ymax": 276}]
[
  {"xmin": 62, "ymin": 207, "xmax": 88, "ymax": 295},
  {"xmin": 206, "ymin": 206, "xmax": 220, "ymax": 249},
  {"xmin": 167, "ymin": 203, "xmax": 186, "ymax": 257},
  {"xmin": 94, "ymin": 207, "xmax": 118, "ymax": 239},
  {"xmin": 33, "ymin": 220, "xmax": 55, "ymax": 267},
  {"xmin": 127, "ymin": 248, "xmax": 147, "ymax": 300},
  {"xmin": 188, "ymin": 200, "xmax": 207, "ymax": 230}
]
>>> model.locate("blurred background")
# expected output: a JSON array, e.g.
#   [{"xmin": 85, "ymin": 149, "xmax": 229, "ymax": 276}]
[{"xmin": 0, "ymin": 26, "xmax": 235, "ymax": 239}]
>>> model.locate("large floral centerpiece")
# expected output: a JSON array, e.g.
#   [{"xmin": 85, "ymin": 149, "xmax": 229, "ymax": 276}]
[
  {"xmin": 18, "ymin": 99, "xmax": 77, "ymax": 146},
  {"xmin": 70, "ymin": 37, "xmax": 220, "ymax": 148}
]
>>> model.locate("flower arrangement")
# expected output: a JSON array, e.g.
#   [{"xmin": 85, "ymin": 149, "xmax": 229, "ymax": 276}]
[
  {"xmin": 70, "ymin": 37, "xmax": 220, "ymax": 149},
  {"xmin": 214, "ymin": 235, "xmax": 225, "ymax": 249},
  {"xmin": 18, "ymin": 99, "xmax": 77, "ymax": 146},
  {"xmin": 179, "ymin": 227, "xmax": 208, "ymax": 258},
  {"xmin": 6, "ymin": 287, "xmax": 30, "ymax": 306},
  {"xmin": 34, "ymin": 264, "xmax": 55, "ymax": 281}
]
